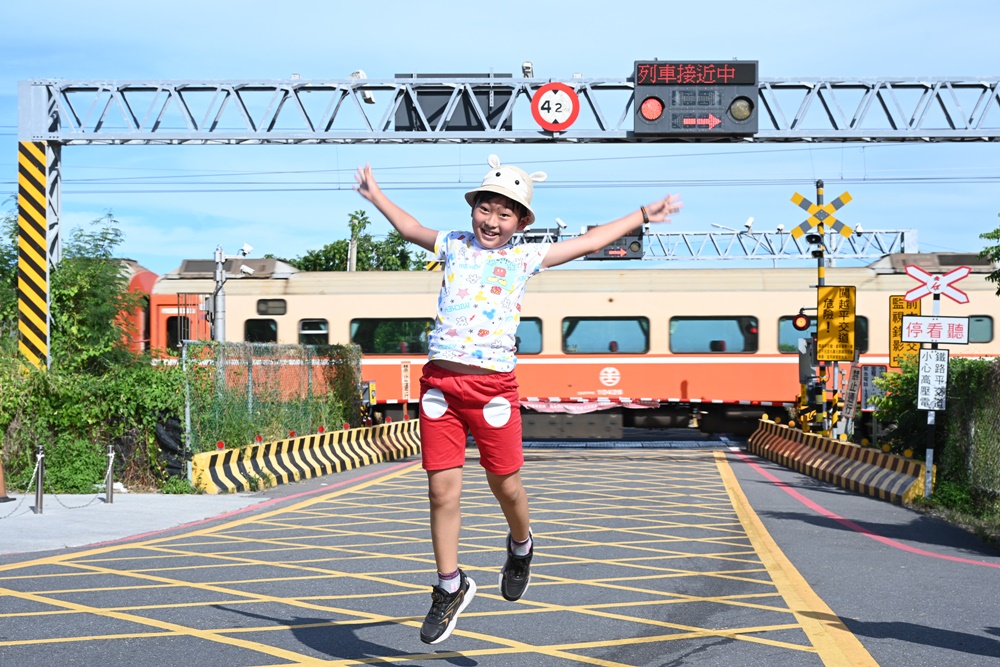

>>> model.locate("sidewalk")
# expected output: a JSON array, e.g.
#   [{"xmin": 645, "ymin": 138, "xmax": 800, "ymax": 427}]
[{"xmin": 0, "ymin": 490, "xmax": 265, "ymax": 556}]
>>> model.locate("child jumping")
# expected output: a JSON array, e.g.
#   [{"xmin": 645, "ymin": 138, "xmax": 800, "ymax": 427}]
[{"xmin": 354, "ymin": 154, "xmax": 682, "ymax": 644}]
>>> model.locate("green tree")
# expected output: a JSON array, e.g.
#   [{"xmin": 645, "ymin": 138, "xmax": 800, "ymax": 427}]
[
  {"xmin": 1, "ymin": 203, "xmax": 186, "ymax": 492},
  {"xmin": 49, "ymin": 214, "xmax": 145, "ymax": 372},
  {"xmin": 0, "ymin": 206, "xmax": 142, "ymax": 372},
  {"xmin": 288, "ymin": 210, "xmax": 422, "ymax": 271},
  {"xmin": 980, "ymin": 212, "xmax": 1000, "ymax": 296},
  {"xmin": 0, "ymin": 199, "xmax": 19, "ymax": 323}
]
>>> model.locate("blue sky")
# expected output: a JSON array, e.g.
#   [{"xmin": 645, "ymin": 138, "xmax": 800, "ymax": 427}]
[{"xmin": 2, "ymin": 0, "xmax": 999, "ymax": 276}]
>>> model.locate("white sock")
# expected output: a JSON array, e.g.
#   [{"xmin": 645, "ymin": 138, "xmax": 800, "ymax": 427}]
[
  {"xmin": 511, "ymin": 532, "xmax": 532, "ymax": 557},
  {"xmin": 438, "ymin": 569, "xmax": 461, "ymax": 593}
]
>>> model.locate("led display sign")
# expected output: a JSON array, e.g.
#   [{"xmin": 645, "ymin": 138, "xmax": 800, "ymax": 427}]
[{"xmin": 633, "ymin": 60, "xmax": 758, "ymax": 137}]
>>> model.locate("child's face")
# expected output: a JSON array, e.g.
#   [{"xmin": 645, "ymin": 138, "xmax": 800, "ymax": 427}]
[{"xmin": 470, "ymin": 195, "xmax": 530, "ymax": 249}]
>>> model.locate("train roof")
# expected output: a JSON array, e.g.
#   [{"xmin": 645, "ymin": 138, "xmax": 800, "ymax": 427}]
[
  {"xmin": 162, "ymin": 257, "xmax": 300, "ymax": 279},
  {"xmin": 152, "ymin": 252, "xmax": 998, "ymax": 296},
  {"xmin": 867, "ymin": 252, "xmax": 996, "ymax": 274},
  {"xmin": 158, "ymin": 252, "xmax": 994, "ymax": 280}
]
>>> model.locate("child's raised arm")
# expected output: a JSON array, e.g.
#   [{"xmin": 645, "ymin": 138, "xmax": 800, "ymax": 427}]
[
  {"xmin": 541, "ymin": 193, "xmax": 683, "ymax": 269},
  {"xmin": 355, "ymin": 164, "xmax": 439, "ymax": 252}
]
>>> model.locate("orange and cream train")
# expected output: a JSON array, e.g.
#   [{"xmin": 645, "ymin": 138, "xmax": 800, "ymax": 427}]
[{"xmin": 143, "ymin": 252, "xmax": 999, "ymax": 437}]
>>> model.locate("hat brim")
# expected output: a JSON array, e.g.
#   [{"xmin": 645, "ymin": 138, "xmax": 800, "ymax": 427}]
[{"xmin": 465, "ymin": 185, "xmax": 535, "ymax": 225}]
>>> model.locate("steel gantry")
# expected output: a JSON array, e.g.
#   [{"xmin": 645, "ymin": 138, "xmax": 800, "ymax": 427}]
[
  {"xmin": 517, "ymin": 227, "xmax": 916, "ymax": 261},
  {"xmin": 18, "ymin": 76, "xmax": 1000, "ymax": 144},
  {"xmin": 14, "ymin": 74, "xmax": 1000, "ymax": 367}
]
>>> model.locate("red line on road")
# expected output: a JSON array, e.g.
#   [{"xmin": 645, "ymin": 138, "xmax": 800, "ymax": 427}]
[{"xmin": 734, "ymin": 451, "xmax": 1000, "ymax": 569}]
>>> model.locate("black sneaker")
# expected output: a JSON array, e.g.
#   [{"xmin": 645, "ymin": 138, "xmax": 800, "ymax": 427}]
[
  {"xmin": 499, "ymin": 532, "xmax": 533, "ymax": 601},
  {"xmin": 420, "ymin": 569, "xmax": 476, "ymax": 644}
]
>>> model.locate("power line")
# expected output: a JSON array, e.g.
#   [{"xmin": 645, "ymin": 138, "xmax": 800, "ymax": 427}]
[
  {"xmin": 59, "ymin": 141, "xmax": 984, "ymax": 180},
  {"xmin": 11, "ymin": 176, "xmax": 990, "ymax": 196}
]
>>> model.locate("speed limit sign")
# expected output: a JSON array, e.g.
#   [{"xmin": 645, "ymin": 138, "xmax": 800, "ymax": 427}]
[{"xmin": 531, "ymin": 82, "xmax": 580, "ymax": 132}]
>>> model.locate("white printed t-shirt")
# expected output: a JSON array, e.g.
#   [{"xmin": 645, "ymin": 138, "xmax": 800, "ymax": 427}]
[{"xmin": 428, "ymin": 230, "xmax": 550, "ymax": 372}]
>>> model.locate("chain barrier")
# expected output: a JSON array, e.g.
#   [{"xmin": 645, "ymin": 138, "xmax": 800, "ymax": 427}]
[
  {"xmin": 49, "ymin": 449, "xmax": 116, "ymax": 510},
  {"xmin": 0, "ymin": 456, "xmax": 40, "ymax": 520},
  {"xmin": 0, "ymin": 444, "xmax": 116, "ymax": 518}
]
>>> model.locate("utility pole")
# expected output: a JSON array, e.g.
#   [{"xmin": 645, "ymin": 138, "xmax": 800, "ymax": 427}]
[{"xmin": 213, "ymin": 245, "xmax": 227, "ymax": 342}]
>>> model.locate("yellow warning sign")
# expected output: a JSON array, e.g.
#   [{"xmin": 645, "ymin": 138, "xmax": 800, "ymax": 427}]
[
  {"xmin": 817, "ymin": 285, "xmax": 855, "ymax": 362},
  {"xmin": 889, "ymin": 295, "xmax": 921, "ymax": 368}
]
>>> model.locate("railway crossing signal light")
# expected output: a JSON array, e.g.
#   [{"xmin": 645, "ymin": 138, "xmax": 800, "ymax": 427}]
[
  {"xmin": 633, "ymin": 60, "xmax": 758, "ymax": 137},
  {"xmin": 585, "ymin": 227, "xmax": 643, "ymax": 260},
  {"xmin": 792, "ymin": 310, "xmax": 811, "ymax": 331}
]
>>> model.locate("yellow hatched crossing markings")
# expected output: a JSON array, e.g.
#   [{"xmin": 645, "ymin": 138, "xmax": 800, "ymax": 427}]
[
  {"xmin": 791, "ymin": 190, "xmax": 854, "ymax": 239},
  {"xmin": 0, "ymin": 450, "xmax": 874, "ymax": 665}
]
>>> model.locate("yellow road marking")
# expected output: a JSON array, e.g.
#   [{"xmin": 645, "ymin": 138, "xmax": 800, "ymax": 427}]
[
  {"xmin": 1, "ymin": 451, "xmax": 880, "ymax": 664},
  {"xmin": 715, "ymin": 450, "xmax": 878, "ymax": 666}
]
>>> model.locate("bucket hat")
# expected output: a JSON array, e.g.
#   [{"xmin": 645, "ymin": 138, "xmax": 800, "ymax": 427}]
[{"xmin": 465, "ymin": 155, "xmax": 547, "ymax": 225}]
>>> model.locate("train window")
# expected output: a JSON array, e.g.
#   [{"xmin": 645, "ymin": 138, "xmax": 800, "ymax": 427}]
[
  {"xmin": 970, "ymin": 316, "xmax": 993, "ymax": 343},
  {"xmin": 257, "ymin": 299, "xmax": 287, "ymax": 316},
  {"xmin": 299, "ymin": 319, "xmax": 329, "ymax": 346},
  {"xmin": 670, "ymin": 316, "xmax": 759, "ymax": 354},
  {"xmin": 562, "ymin": 317, "xmax": 649, "ymax": 354},
  {"xmin": 351, "ymin": 318, "xmax": 434, "ymax": 354},
  {"xmin": 515, "ymin": 317, "xmax": 542, "ymax": 354},
  {"xmin": 777, "ymin": 315, "xmax": 869, "ymax": 354},
  {"xmin": 245, "ymin": 319, "xmax": 277, "ymax": 343},
  {"xmin": 165, "ymin": 316, "xmax": 190, "ymax": 350}
]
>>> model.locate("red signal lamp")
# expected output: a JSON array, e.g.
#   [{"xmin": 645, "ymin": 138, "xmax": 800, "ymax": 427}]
[
  {"xmin": 639, "ymin": 96, "xmax": 664, "ymax": 121},
  {"xmin": 792, "ymin": 313, "xmax": 811, "ymax": 331}
]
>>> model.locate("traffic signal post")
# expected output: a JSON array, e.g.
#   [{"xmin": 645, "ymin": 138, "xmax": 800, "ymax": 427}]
[{"xmin": 792, "ymin": 180, "xmax": 859, "ymax": 437}]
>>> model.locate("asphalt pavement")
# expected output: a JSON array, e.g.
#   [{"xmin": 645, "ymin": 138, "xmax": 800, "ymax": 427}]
[
  {"xmin": 0, "ymin": 431, "xmax": 725, "ymax": 557},
  {"xmin": 2, "ymin": 444, "xmax": 1000, "ymax": 666}
]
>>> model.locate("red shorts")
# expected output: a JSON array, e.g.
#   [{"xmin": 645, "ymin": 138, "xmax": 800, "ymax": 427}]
[{"xmin": 419, "ymin": 362, "xmax": 524, "ymax": 475}]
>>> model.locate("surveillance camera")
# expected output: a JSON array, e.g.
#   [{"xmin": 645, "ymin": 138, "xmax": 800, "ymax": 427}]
[
  {"xmin": 239, "ymin": 264, "xmax": 255, "ymax": 275},
  {"xmin": 856, "ymin": 224, "xmax": 864, "ymax": 234},
  {"xmin": 521, "ymin": 61, "xmax": 534, "ymax": 78},
  {"xmin": 555, "ymin": 217, "xmax": 567, "ymax": 229},
  {"xmin": 776, "ymin": 224, "xmax": 784, "ymax": 232},
  {"xmin": 744, "ymin": 217, "xmax": 754, "ymax": 229},
  {"xmin": 350, "ymin": 69, "xmax": 375, "ymax": 104}
]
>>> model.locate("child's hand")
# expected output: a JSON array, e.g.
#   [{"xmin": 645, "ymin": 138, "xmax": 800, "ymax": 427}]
[
  {"xmin": 354, "ymin": 164, "xmax": 381, "ymax": 202},
  {"xmin": 644, "ymin": 193, "xmax": 683, "ymax": 223}
]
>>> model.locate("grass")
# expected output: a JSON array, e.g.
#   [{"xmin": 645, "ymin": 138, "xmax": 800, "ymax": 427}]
[{"xmin": 907, "ymin": 481, "xmax": 1000, "ymax": 550}]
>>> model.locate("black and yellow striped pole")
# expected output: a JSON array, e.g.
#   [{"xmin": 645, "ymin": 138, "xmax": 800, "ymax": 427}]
[
  {"xmin": 814, "ymin": 180, "xmax": 829, "ymax": 434},
  {"xmin": 17, "ymin": 141, "xmax": 51, "ymax": 369}
]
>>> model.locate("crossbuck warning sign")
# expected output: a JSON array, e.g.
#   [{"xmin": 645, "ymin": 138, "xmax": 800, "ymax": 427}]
[
  {"xmin": 790, "ymin": 191, "xmax": 854, "ymax": 239},
  {"xmin": 904, "ymin": 265, "xmax": 971, "ymax": 304}
]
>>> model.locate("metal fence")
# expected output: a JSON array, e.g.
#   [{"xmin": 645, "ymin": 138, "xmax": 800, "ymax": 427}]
[
  {"xmin": 945, "ymin": 361, "xmax": 1000, "ymax": 499},
  {"xmin": 181, "ymin": 341, "xmax": 363, "ymax": 455}
]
